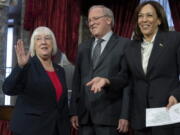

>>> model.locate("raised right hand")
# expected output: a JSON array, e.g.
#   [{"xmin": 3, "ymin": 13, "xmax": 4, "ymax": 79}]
[
  {"xmin": 15, "ymin": 39, "xmax": 30, "ymax": 68},
  {"xmin": 70, "ymin": 115, "xmax": 79, "ymax": 130}
]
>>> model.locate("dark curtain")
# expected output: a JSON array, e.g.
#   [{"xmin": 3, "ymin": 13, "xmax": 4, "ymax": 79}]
[
  {"xmin": 24, "ymin": 0, "xmax": 81, "ymax": 64},
  {"xmin": 111, "ymin": 0, "xmax": 140, "ymax": 38},
  {"xmin": 82, "ymin": 0, "xmax": 140, "ymax": 38},
  {"xmin": 169, "ymin": 0, "xmax": 180, "ymax": 31},
  {"xmin": 0, "ymin": 120, "xmax": 12, "ymax": 135}
]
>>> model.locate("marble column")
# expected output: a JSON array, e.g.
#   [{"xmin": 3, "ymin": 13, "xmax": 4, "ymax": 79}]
[{"xmin": 0, "ymin": 4, "xmax": 9, "ymax": 105}]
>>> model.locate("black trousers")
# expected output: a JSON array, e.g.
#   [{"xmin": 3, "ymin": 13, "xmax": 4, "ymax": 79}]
[
  {"xmin": 134, "ymin": 125, "xmax": 180, "ymax": 135},
  {"xmin": 13, "ymin": 133, "xmax": 20, "ymax": 135},
  {"xmin": 13, "ymin": 123, "xmax": 59, "ymax": 135},
  {"xmin": 79, "ymin": 116, "xmax": 126, "ymax": 135},
  {"xmin": 53, "ymin": 123, "xmax": 59, "ymax": 135},
  {"xmin": 79, "ymin": 124, "xmax": 125, "ymax": 135}
]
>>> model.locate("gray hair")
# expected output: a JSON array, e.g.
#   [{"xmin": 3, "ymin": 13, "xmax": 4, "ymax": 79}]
[
  {"xmin": 89, "ymin": 5, "xmax": 114, "ymax": 27},
  {"xmin": 29, "ymin": 26, "xmax": 58, "ymax": 57}
]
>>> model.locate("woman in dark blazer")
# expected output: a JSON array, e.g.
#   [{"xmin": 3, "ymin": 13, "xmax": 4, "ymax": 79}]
[
  {"xmin": 3, "ymin": 26, "xmax": 70, "ymax": 135},
  {"xmin": 87, "ymin": 1, "xmax": 180, "ymax": 135}
]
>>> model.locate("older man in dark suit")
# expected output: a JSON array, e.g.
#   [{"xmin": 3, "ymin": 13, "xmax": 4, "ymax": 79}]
[{"xmin": 70, "ymin": 5, "xmax": 131, "ymax": 135}]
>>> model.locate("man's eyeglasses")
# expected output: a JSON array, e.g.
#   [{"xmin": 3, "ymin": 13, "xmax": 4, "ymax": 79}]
[{"xmin": 87, "ymin": 15, "xmax": 107, "ymax": 25}]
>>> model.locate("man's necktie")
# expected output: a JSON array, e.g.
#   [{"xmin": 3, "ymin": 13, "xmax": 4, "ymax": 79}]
[{"xmin": 92, "ymin": 39, "xmax": 104, "ymax": 69}]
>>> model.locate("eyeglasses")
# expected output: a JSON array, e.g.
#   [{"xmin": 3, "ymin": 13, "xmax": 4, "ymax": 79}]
[
  {"xmin": 87, "ymin": 15, "xmax": 107, "ymax": 25},
  {"xmin": 34, "ymin": 35, "xmax": 52, "ymax": 42}
]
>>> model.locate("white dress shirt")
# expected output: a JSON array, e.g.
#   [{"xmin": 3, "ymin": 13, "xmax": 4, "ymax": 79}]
[
  {"xmin": 91, "ymin": 31, "xmax": 113, "ymax": 57},
  {"xmin": 141, "ymin": 33, "xmax": 157, "ymax": 74}
]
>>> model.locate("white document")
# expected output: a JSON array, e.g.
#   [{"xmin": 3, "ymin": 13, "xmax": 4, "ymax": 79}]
[{"xmin": 146, "ymin": 103, "xmax": 180, "ymax": 127}]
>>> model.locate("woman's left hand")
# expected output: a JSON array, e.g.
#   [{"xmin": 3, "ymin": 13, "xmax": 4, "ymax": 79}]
[{"xmin": 166, "ymin": 95, "xmax": 178, "ymax": 109}]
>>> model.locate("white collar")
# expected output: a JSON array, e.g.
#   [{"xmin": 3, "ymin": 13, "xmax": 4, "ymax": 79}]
[
  {"xmin": 95, "ymin": 31, "xmax": 113, "ymax": 42},
  {"xmin": 143, "ymin": 32, "xmax": 157, "ymax": 44}
]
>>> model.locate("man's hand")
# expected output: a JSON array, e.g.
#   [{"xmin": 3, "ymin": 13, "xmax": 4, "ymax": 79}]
[
  {"xmin": 70, "ymin": 115, "xmax": 79, "ymax": 130},
  {"xmin": 86, "ymin": 77, "xmax": 110, "ymax": 93},
  {"xmin": 117, "ymin": 119, "xmax": 128, "ymax": 133}
]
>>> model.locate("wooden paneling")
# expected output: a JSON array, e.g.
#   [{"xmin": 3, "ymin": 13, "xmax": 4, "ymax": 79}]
[{"xmin": 0, "ymin": 106, "xmax": 13, "ymax": 120}]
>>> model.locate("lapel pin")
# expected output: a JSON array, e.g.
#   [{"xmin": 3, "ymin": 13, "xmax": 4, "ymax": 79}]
[{"xmin": 159, "ymin": 43, "xmax": 164, "ymax": 47}]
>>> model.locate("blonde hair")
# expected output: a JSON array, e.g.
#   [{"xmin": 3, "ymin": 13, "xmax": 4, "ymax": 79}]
[{"xmin": 29, "ymin": 26, "xmax": 58, "ymax": 57}]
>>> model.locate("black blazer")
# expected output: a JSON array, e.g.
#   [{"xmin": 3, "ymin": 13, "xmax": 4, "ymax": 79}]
[
  {"xmin": 109, "ymin": 31, "xmax": 180, "ymax": 129},
  {"xmin": 2, "ymin": 56, "xmax": 70, "ymax": 135},
  {"xmin": 70, "ymin": 33, "xmax": 131, "ymax": 126}
]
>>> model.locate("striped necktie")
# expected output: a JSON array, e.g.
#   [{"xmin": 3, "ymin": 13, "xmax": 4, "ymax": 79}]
[{"xmin": 92, "ymin": 39, "xmax": 104, "ymax": 69}]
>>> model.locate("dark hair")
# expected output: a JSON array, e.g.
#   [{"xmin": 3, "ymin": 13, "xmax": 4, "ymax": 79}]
[{"xmin": 133, "ymin": 1, "xmax": 169, "ymax": 41}]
